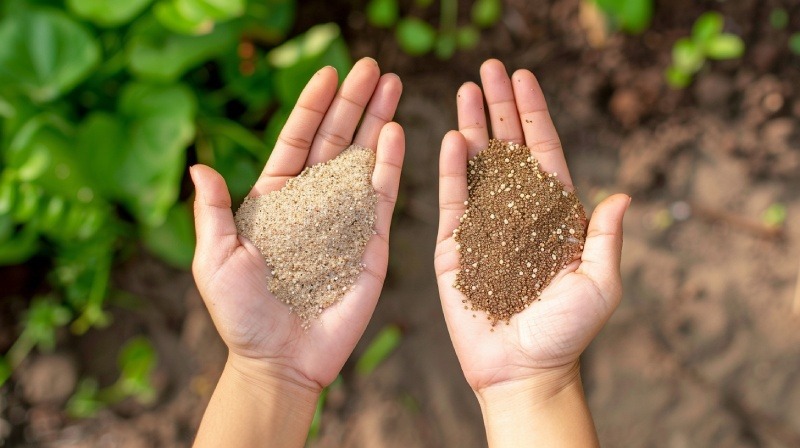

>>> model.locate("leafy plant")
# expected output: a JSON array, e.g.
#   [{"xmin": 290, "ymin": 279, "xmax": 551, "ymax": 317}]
[
  {"xmin": 365, "ymin": 0, "xmax": 502, "ymax": 59},
  {"xmin": 593, "ymin": 0, "xmax": 653, "ymax": 34},
  {"xmin": 66, "ymin": 336, "xmax": 158, "ymax": 418},
  {"xmin": 0, "ymin": 0, "xmax": 352, "ymax": 389},
  {"xmin": 665, "ymin": 12, "xmax": 745, "ymax": 88}
]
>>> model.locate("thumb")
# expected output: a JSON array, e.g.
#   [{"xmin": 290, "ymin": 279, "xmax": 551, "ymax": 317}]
[
  {"xmin": 577, "ymin": 194, "xmax": 631, "ymax": 307},
  {"xmin": 190, "ymin": 165, "xmax": 240, "ymax": 275}
]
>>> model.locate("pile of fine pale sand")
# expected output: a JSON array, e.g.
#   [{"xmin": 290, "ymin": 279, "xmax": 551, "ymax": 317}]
[
  {"xmin": 453, "ymin": 139, "xmax": 587, "ymax": 326},
  {"xmin": 234, "ymin": 145, "xmax": 377, "ymax": 327}
]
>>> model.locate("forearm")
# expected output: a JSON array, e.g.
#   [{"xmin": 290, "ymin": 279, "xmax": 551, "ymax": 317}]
[
  {"xmin": 194, "ymin": 356, "xmax": 320, "ymax": 448},
  {"xmin": 476, "ymin": 363, "xmax": 599, "ymax": 448}
]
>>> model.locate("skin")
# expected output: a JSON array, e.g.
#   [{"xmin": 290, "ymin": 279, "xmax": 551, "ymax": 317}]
[
  {"xmin": 191, "ymin": 57, "xmax": 405, "ymax": 447},
  {"xmin": 434, "ymin": 59, "xmax": 630, "ymax": 447}
]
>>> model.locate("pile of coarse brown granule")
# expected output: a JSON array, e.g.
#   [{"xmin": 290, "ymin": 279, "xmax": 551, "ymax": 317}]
[
  {"xmin": 453, "ymin": 139, "xmax": 587, "ymax": 326},
  {"xmin": 234, "ymin": 145, "xmax": 377, "ymax": 327}
]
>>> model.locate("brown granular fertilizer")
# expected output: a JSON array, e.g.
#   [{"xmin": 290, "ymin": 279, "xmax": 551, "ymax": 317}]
[
  {"xmin": 453, "ymin": 139, "xmax": 587, "ymax": 326},
  {"xmin": 234, "ymin": 145, "xmax": 377, "ymax": 327}
]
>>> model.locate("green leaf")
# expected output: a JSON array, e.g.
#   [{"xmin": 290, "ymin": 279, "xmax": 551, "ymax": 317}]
[
  {"xmin": 116, "ymin": 336, "xmax": 158, "ymax": 403},
  {"xmin": 366, "ymin": 0, "xmax": 399, "ymax": 28},
  {"xmin": 471, "ymin": 0, "xmax": 502, "ymax": 28},
  {"xmin": 0, "ymin": 356, "xmax": 10, "ymax": 386},
  {"xmin": 665, "ymin": 65, "xmax": 692, "ymax": 89},
  {"xmin": 67, "ymin": 0, "xmax": 154, "ymax": 27},
  {"xmin": 691, "ymin": 12, "xmax": 724, "ymax": 46},
  {"xmin": 395, "ymin": 18, "xmax": 437, "ymax": 56},
  {"xmin": 355, "ymin": 324, "xmax": 402, "ymax": 376},
  {"xmin": 761, "ymin": 203, "xmax": 787, "ymax": 228},
  {"xmin": 268, "ymin": 23, "xmax": 352, "ymax": 106},
  {"xmin": 595, "ymin": 0, "xmax": 653, "ymax": 34},
  {"xmin": 0, "ymin": 216, "xmax": 39, "ymax": 265},
  {"xmin": 672, "ymin": 37, "xmax": 704, "ymax": 74},
  {"xmin": 197, "ymin": 118, "xmax": 268, "ymax": 199},
  {"xmin": 117, "ymin": 83, "xmax": 197, "ymax": 226},
  {"xmin": 67, "ymin": 378, "xmax": 103, "ymax": 418},
  {"xmin": 219, "ymin": 48, "xmax": 275, "ymax": 110},
  {"xmin": 0, "ymin": 9, "xmax": 100, "ymax": 102},
  {"xmin": 705, "ymin": 34, "xmax": 744, "ymax": 60},
  {"xmin": 153, "ymin": 0, "xmax": 213, "ymax": 35},
  {"xmin": 127, "ymin": 16, "xmax": 239, "ymax": 82},
  {"xmin": 194, "ymin": 0, "xmax": 246, "ymax": 20},
  {"xmin": 22, "ymin": 297, "xmax": 72, "ymax": 352},
  {"xmin": 770, "ymin": 8, "xmax": 789, "ymax": 30},
  {"xmin": 241, "ymin": 0, "xmax": 296, "ymax": 44},
  {"xmin": 142, "ymin": 202, "xmax": 195, "ymax": 268},
  {"xmin": 435, "ymin": 34, "xmax": 457, "ymax": 59},
  {"xmin": 789, "ymin": 33, "xmax": 800, "ymax": 55},
  {"xmin": 77, "ymin": 82, "xmax": 196, "ymax": 226},
  {"xmin": 456, "ymin": 26, "xmax": 480, "ymax": 50}
]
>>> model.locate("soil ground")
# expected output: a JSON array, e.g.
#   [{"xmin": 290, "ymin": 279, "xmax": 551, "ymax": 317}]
[{"xmin": 3, "ymin": 0, "xmax": 800, "ymax": 446}]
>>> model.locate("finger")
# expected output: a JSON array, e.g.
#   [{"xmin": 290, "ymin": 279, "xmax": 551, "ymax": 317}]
[
  {"xmin": 457, "ymin": 82, "xmax": 489, "ymax": 158},
  {"xmin": 306, "ymin": 57, "xmax": 381, "ymax": 166},
  {"xmin": 372, "ymin": 122, "xmax": 406, "ymax": 245},
  {"xmin": 479, "ymin": 59, "xmax": 524, "ymax": 144},
  {"xmin": 511, "ymin": 69, "xmax": 573, "ymax": 189},
  {"xmin": 437, "ymin": 130, "xmax": 469, "ymax": 244},
  {"xmin": 353, "ymin": 73, "xmax": 403, "ymax": 150},
  {"xmin": 577, "ymin": 194, "xmax": 631, "ymax": 308},
  {"xmin": 252, "ymin": 66, "xmax": 339, "ymax": 195},
  {"xmin": 190, "ymin": 165, "xmax": 240, "ymax": 275}
]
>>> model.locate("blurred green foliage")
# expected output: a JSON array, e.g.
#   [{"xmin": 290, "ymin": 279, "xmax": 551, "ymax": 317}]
[
  {"xmin": 0, "ymin": 0, "xmax": 352, "ymax": 387},
  {"xmin": 66, "ymin": 336, "xmax": 158, "ymax": 417},
  {"xmin": 593, "ymin": 0, "xmax": 653, "ymax": 34},
  {"xmin": 355, "ymin": 324, "xmax": 402, "ymax": 375},
  {"xmin": 365, "ymin": 0, "xmax": 501, "ymax": 59},
  {"xmin": 666, "ymin": 12, "xmax": 744, "ymax": 88}
]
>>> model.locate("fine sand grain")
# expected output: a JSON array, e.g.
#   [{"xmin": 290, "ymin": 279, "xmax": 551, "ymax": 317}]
[
  {"xmin": 234, "ymin": 145, "xmax": 377, "ymax": 327},
  {"xmin": 453, "ymin": 139, "xmax": 587, "ymax": 325}
]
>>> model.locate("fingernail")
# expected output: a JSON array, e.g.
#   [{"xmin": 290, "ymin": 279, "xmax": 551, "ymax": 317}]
[
  {"xmin": 189, "ymin": 165, "xmax": 197, "ymax": 184},
  {"xmin": 363, "ymin": 56, "xmax": 378, "ymax": 66}
]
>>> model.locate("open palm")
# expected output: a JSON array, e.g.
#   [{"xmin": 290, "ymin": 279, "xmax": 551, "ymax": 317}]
[
  {"xmin": 434, "ymin": 60, "xmax": 629, "ymax": 392},
  {"xmin": 191, "ymin": 58, "xmax": 404, "ymax": 392}
]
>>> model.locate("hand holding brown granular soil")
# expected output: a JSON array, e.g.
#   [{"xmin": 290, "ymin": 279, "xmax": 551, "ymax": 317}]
[
  {"xmin": 453, "ymin": 139, "xmax": 587, "ymax": 325},
  {"xmin": 234, "ymin": 145, "xmax": 377, "ymax": 327}
]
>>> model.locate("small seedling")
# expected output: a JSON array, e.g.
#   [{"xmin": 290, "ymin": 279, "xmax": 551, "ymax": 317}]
[
  {"xmin": 770, "ymin": 8, "xmax": 789, "ymax": 30},
  {"xmin": 66, "ymin": 337, "xmax": 158, "ymax": 418},
  {"xmin": 355, "ymin": 324, "xmax": 402, "ymax": 376},
  {"xmin": 593, "ymin": 0, "xmax": 653, "ymax": 34},
  {"xmin": 366, "ymin": 0, "xmax": 501, "ymax": 59},
  {"xmin": 761, "ymin": 203, "xmax": 787, "ymax": 229},
  {"xmin": 790, "ymin": 33, "xmax": 800, "ymax": 55},
  {"xmin": 665, "ymin": 12, "xmax": 745, "ymax": 88}
]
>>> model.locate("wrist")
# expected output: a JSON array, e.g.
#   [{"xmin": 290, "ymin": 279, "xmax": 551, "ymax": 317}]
[
  {"xmin": 194, "ymin": 355, "xmax": 322, "ymax": 447},
  {"xmin": 475, "ymin": 361, "xmax": 581, "ymax": 409},
  {"xmin": 475, "ymin": 362, "xmax": 599, "ymax": 447},
  {"xmin": 225, "ymin": 354, "xmax": 321, "ymax": 411}
]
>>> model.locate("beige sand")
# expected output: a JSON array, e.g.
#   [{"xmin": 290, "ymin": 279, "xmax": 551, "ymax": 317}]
[{"xmin": 234, "ymin": 145, "xmax": 377, "ymax": 327}]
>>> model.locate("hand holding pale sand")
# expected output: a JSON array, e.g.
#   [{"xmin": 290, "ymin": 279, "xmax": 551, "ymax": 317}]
[
  {"xmin": 434, "ymin": 59, "xmax": 629, "ymax": 447},
  {"xmin": 191, "ymin": 58, "xmax": 404, "ymax": 447}
]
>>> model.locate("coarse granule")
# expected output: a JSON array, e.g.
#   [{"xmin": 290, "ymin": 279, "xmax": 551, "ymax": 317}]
[
  {"xmin": 234, "ymin": 145, "xmax": 377, "ymax": 327},
  {"xmin": 453, "ymin": 139, "xmax": 587, "ymax": 326}
]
